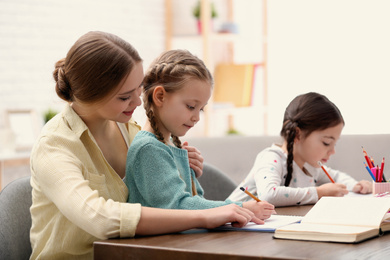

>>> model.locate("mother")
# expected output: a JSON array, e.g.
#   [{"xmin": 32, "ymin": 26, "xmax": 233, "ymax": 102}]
[{"xmin": 29, "ymin": 31, "xmax": 259, "ymax": 259}]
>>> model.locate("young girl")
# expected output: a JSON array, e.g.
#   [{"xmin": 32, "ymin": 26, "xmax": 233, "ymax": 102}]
[
  {"xmin": 125, "ymin": 49, "xmax": 275, "ymax": 220},
  {"xmin": 228, "ymin": 92, "xmax": 372, "ymax": 207},
  {"xmin": 30, "ymin": 31, "xmax": 261, "ymax": 259}
]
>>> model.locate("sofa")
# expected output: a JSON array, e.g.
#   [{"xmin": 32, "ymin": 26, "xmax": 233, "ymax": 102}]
[{"xmin": 187, "ymin": 134, "xmax": 390, "ymax": 186}]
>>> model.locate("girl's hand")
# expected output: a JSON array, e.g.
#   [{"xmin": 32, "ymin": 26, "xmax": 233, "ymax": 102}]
[
  {"xmin": 242, "ymin": 200, "xmax": 276, "ymax": 221},
  {"xmin": 200, "ymin": 204, "xmax": 262, "ymax": 228},
  {"xmin": 352, "ymin": 180, "xmax": 372, "ymax": 194},
  {"xmin": 182, "ymin": 141, "xmax": 204, "ymax": 178},
  {"xmin": 316, "ymin": 183, "xmax": 348, "ymax": 198}
]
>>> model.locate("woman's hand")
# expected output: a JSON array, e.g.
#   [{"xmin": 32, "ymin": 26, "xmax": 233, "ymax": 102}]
[
  {"xmin": 316, "ymin": 183, "xmax": 348, "ymax": 198},
  {"xmin": 182, "ymin": 141, "xmax": 204, "ymax": 178},
  {"xmin": 200, "ymin": 204, "xmax": 263, "ymax": 228},
  {"xmin": 352, "ymin": 180, "xmax": 372, "ymax": 194},
  {"xmin": 136, "ymin": 204, "xmax": 260, "ymax": 235},
  {"xmin": 242, "ymin": 200, "xmax": 276, "ymax": 222}
]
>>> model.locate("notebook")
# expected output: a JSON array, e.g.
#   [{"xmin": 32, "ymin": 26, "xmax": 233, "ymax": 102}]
[
  {"xmin": 213, "ymin": 214, "xmax": 303, "ymax": 232},
  {"xmin": 274, "ymin": 196, "xmax": 390, "ymax": 243}
]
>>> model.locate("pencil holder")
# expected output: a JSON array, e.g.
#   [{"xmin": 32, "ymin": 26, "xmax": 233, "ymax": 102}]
[{"xmin": 373, "ymin": 181, "xmax": 390, "ymax": 195}]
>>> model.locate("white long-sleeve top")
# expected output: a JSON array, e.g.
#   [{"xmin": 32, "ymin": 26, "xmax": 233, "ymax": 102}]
[{"xmin": 228, "ymin": 144, "xmax": 358, "ymax": 207}]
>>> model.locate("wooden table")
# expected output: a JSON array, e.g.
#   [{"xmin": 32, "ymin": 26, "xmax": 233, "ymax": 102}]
[{"xmin": 94, "ymin": 205, "xmax": 390, "ymax": 259}]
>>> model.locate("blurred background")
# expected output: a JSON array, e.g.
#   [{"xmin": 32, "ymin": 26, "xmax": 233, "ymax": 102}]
[{"xmin": 1, "ymin": 0, "xmax": 390, "ymax": 186}]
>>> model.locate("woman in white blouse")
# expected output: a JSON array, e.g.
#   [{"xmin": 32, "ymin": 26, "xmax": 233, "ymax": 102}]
[{"xmin": 29, "ymin": 31, "xmax": 262, "ymax": 260}]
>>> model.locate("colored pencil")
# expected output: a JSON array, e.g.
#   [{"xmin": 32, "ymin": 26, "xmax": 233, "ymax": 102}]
[
  {"xmin": 317, "ymin": 161, "xmax": 335, "ymax": 183},
  {"xmin": 364, "ymin": 162, "xmax": 376, "ymax": 181},
  {"xmin": 362, "ymin": 147, "xmax": 374, "ymax": 168},
  {"xmin": 380, "ymin": 157, "xmax": 385, "ymax": 182}
]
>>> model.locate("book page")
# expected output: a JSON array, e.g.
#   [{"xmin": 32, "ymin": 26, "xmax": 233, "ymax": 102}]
[
  {"xmin": 302, "ymin": 197, "xmax": 390, "ymax": 228},
  {"xmin": 345, "ymin": 192, "xmax": 373, "ymax": 198},
  {"xmin": 278, "ymin": 223, "xmax": 375, "ymax": 234}
]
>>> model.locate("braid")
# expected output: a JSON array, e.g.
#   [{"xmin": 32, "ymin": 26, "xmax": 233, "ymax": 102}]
[
  {"xmin": 142, "ymin": 49, "xmax": 213, "ymax": 146},
  {"xmin": 283, "ymin": 121, "xmax": 297, "ymax": 186},
  {"xmin": 146, "ymin": 110, "xmax": 165, "ymax": 144},
  {"xmin": 171, "ymin": 135, "xmax": 182, "ymax": 148},
  {"xmin": 280, "ymin": 92, "xmax": 344, "ymax": 186}
]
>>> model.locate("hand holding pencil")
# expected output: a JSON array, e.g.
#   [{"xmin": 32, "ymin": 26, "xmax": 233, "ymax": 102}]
[
  {"xmin": 240, "ymin": 187, "xmax": 277, "ymax": 219},
  {"xmin": 316, "ymin": 161, "xmax": 348, "ymax": 198}
]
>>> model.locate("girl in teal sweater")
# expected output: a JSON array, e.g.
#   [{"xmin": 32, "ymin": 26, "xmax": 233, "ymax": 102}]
[{"xmin": 125, "ymin": 50, "xmax": 275, "ymax": 222}]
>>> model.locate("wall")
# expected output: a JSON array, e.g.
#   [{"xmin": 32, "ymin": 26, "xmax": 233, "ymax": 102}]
[
  {"xmin": 171, "ymin": 0, "xmax": 390, "ymax": 137},
  {"xmin": 0, "ymin": 0, "xmax": 165, "ymax": 144},
  {"xmin": 266, "ymin": 0, "xmax": 390, "ymax": 135},
  {"xmin": 1, "ymin": 0, "xmax": 390, "ymax": 146}
]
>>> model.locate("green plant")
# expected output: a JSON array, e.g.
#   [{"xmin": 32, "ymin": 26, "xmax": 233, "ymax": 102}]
[
  {"xmin": 226, "ymin": 128, "xmax": 241, "ymax": 135},
  {"xmin": 43, "ymin": 108, "xmax": 58, "ymax": 123},
  {"xmin": 192, "ymin": 1, "xmax": 218, "ymax": 19}
]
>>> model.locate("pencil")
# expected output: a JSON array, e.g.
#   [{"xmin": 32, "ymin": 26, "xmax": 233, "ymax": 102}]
[
  {"xmin": 380, "ymin": 157, "xmax": 385, "ymax": 182},
  {"xmin": 362, "ymin": 146, "xmax": 374, "ymax": 168},
  {"xmin": 317, "ymin": 161, "xmax": 335, "ymax": 183},
  {"xmin": 364, "ymin": 162, "xmax": 376, "ymax": 181},
  {"xmin": 240, "ymin": 187, "xmax": 261, "ymax": 202},
  {"xmin": 372, "ymin": 166, "xmax": 378, "ymax": 182}
]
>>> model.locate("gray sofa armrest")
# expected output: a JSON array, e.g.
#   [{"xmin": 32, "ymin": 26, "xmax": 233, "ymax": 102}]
[{"xmin": 198, "ymin": 163, "xmax": 237, "ymax": 201}]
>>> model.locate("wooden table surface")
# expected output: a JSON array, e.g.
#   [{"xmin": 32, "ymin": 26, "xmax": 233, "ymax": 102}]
[{"xmin": 94, "ymin": 205, "xmax": 390, "ymax": 260}]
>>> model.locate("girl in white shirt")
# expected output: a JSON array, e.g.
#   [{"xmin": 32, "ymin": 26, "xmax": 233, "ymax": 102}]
[{"xmin": 229, "ymin": 92, "xmax": 372, "ymax": 207}]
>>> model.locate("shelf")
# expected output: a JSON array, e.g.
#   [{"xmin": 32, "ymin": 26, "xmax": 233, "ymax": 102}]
[
  {"xmin": 165, "ymin": 0, "xmax": 268, "ymax": 136},
  {"xmin": 172, "ymin": 32, "xmax": 238, "ymax": 41}
]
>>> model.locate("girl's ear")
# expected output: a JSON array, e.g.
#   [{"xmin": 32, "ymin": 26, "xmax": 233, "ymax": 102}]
[
  {"xmin": 294, "ymin": 127, "xmax": 302, "ymax": 143},
  {"xmin": 152, "ymin": 86, "xmax": 166, "ymax": 107}
]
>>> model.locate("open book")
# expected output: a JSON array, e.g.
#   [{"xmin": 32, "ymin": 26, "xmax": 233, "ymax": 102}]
[
  {"xmin": 213, "ymin": 214, "xmax": 302, "ymax": 232},
  {"xmin": 274, "ymin": 196, "xmax": 390, "ymax": 243}
]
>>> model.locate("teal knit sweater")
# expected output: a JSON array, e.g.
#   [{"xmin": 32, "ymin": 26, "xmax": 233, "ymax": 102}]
[{"xmin": 125, "ymin": 131, "xmax": 240, "ymax": 209}]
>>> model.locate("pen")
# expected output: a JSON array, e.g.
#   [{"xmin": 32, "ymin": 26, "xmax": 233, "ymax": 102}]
[
  {"xmin": 375, "ymin": 191, "xmax": 390, "ymax": 197},
  {"xmin": 240, "ymin": 187, "xmax": 261, "ymax": 202},
  {"xmin": 364, "ymin": 162, "xmax": 376, "ymax": 181},
  {"xmin": 317, "ymin": 161, "xmax": 335, "ymax": 183}
]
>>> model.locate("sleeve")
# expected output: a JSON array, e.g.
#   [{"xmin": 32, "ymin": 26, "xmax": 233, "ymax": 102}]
[
  {"xmin": 253, "ymin": 151, "xmax": 318, "ymax": 207},
  {"xmin": 130, "ymin": 143, "xmax": 237, "ymax": 210},
  {"xmin": 31, "ymin": 138, "xmax": 141, "ymax": 239}
]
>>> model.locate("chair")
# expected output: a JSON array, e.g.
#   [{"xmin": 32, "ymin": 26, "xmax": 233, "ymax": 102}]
[
  {"xmin": 0, "ymin": 176, "xmax": 32, "ymax": 260},
  {"xmin": 198, "ymin": 163, "xmax": 237, "ymax": 201}
]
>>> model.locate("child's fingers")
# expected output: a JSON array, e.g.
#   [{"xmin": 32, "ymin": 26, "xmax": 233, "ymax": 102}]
[
  {"xmin": 248, "ymin": 216, "xmax": 265, "ymax": 225},
  {"xmin": 190, "ymin": 163, "xmax": 203, "ymax": 178},
  {"xmin": 182, "ymin": 141, "xmax": 204, "ymax": 177}
]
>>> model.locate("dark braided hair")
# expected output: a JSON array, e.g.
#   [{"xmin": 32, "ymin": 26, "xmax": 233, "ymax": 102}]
[
  {"xmin": 142, "ymin": 49, "xmax": 213, "ymax": 147},
  {"xmin": 280, "ymin": 92, "xmax": 344, "ymax": 186}
]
